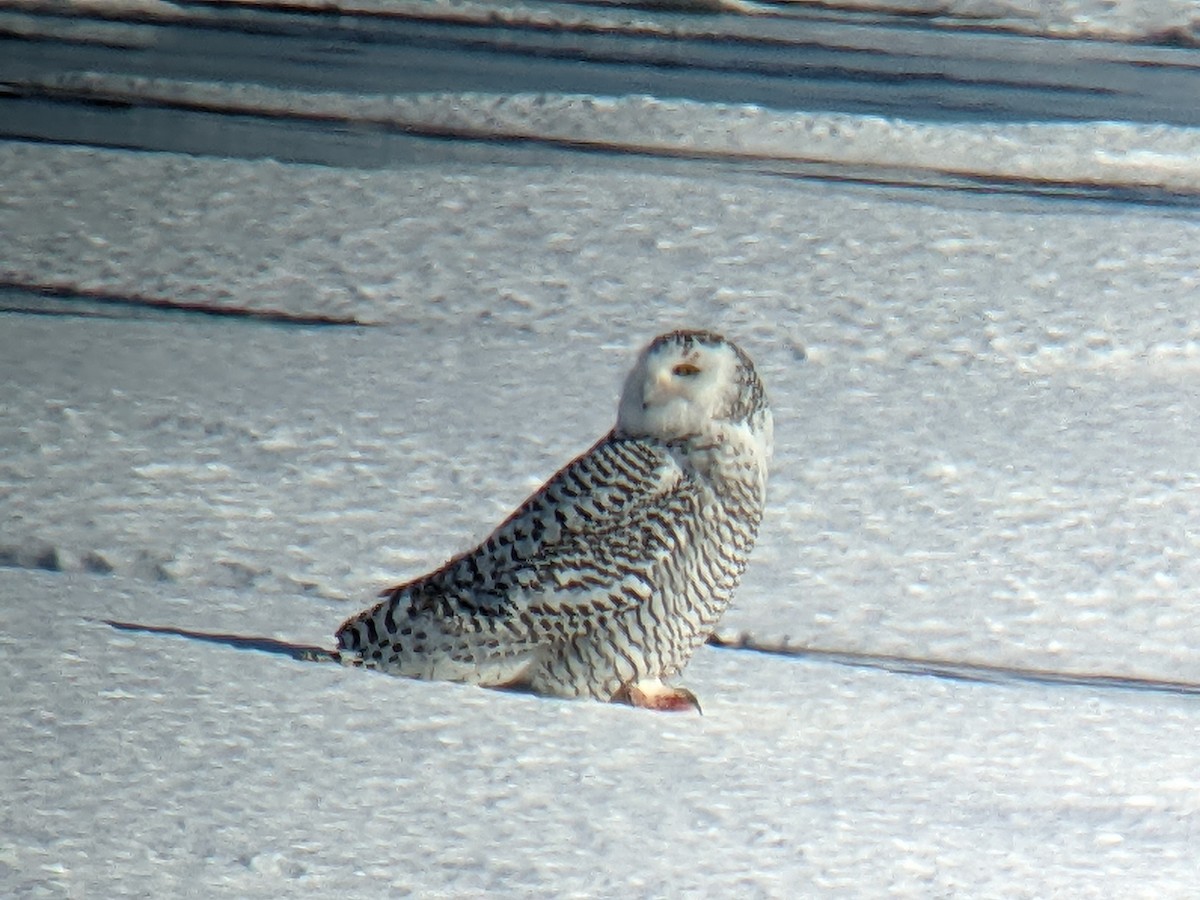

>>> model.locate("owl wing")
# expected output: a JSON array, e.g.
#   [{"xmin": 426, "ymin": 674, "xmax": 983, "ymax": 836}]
[{"xmin": 386, "ymin": 432, "xmax": 700, "ymax": 633}]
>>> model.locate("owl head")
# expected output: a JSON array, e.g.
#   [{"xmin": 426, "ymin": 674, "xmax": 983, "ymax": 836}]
[{"xmin": 615, "ymin": 330, "xmax": 769, "ymax": 442}]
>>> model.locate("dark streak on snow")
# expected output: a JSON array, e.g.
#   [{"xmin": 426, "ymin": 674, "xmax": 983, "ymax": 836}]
[
  {"xmin": 96, "ymin": 617, "xmax": 1200, "ymax": 700},
  {"xmin": 103, "ymin": 618, "xmax": 343, "ymax": 664},
  {"xmin": 709, "ymin": 631, "xmax": 1200, "ymax": 698},
  {"xmin": 0, "ymin": 279, "xmax": 364, "ymax": 326}
]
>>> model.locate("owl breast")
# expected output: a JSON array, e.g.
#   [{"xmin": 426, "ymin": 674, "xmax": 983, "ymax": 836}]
[{"xmin": 525, "ymin": 418, "xmax": 770, "ymax": 701}]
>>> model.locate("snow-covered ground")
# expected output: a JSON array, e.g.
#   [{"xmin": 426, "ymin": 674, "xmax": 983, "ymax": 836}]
[
  {"xmin": 3, "ymin": 132, "xmax": 1200, "ymax": 895},
  {"xmin": 7, "ymin": 566, "xmax": 1200, "ymax": 898}
]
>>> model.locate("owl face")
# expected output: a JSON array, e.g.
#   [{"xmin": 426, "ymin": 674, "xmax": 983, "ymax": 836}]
[{"xmin": 616, "ymin": 330, "xmax": 764, "ymax": 441}]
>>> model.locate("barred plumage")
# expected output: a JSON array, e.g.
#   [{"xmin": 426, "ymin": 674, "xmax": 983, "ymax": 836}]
[{"xmin": 336, "ymin": 329, "xmax": 772, "ymax": 710}]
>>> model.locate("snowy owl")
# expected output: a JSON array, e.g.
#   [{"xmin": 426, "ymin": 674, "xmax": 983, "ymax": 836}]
[{"xmin": 336, "ymin": 330, "xmax": 772, "ymax": 711}]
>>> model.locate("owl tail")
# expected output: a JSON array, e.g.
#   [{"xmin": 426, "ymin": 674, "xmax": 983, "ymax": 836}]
[{"xmin": 334, "ymin": 597, "xmax": 536, "ymax": 688}]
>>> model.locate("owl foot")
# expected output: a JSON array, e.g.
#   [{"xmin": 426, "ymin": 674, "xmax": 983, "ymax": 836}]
[{"xmin": 615, "ymin": 679, "xmax": 702, "ymax": 714}]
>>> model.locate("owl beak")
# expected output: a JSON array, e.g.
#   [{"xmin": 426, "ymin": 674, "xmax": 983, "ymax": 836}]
[{"xmin": 643, "ymin": 368, "xmax": 677, "ymax": 407}]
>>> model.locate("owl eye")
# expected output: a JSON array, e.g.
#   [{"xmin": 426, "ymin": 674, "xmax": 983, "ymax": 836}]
[{"xmin": 672, "ymin": 363, "xmax": 702, "ymax": 377}]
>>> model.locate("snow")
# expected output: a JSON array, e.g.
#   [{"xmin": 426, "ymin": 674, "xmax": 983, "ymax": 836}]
[
  {"xmin": 5, "ymin": 17, "xmax": 1200, "ymax": 888},
  {"xmin": 6, "ymin": 569, "xmax": 1200, "ymax": 897},
  {"xmin": 30, "ymin": 0, "xmax": 1200, "ymax": 45},
  {"xmin": 18, "ymin": 77, "xmax": 1200, "ymax": 191}
]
